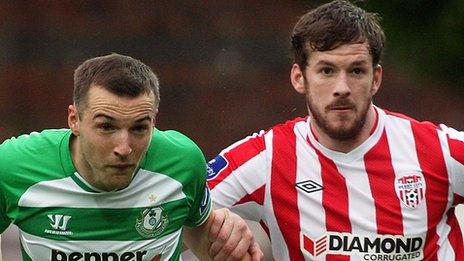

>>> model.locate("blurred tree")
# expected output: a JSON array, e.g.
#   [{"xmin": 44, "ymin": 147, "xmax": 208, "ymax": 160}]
[{"xmin": 362, "ymin": 0, "xmax": 464, "ymax": 89}]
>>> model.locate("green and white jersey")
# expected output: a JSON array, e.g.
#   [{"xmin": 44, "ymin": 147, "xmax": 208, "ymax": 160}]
[{"xmin": 0, "ymin": 129, "xmax": 212, "ymax": 261}]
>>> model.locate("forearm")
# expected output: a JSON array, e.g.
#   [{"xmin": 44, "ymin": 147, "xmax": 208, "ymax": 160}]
[
  {"xmin": 183, "ymin": 222, "xmax": 211, "ymax": 260},
  {"xmin": 0, "ymin": 234, "xmax": 3, "ymax": 261},
  {"xmin": 184, "ymin": 209, "xmax": 257, "ymax": 260}
]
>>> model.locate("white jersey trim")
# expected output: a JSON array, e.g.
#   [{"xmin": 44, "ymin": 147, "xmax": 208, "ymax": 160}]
[{"xmin": 18, "ymin": 169, "xmax": 186, "ymax": 208}]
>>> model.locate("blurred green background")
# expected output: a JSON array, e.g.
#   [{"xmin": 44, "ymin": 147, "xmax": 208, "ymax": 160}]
[{"xmin": 0, "ymin": 0, "xmax": 463, "ymax": 159}]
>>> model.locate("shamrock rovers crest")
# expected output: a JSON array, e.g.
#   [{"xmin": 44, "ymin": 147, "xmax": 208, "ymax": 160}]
[{"xmin": 135, "ymin": 207, "xmax": 168, "ymax": 238}]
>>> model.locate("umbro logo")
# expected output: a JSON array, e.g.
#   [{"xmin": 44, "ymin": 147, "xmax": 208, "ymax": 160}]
[
  {"xmin": 296, "ymin": 180, "xmax": 323, "ymax": 193},
  {"xmin": 45, "ymin": 214, "xmax": 73, "ymax": 236}
]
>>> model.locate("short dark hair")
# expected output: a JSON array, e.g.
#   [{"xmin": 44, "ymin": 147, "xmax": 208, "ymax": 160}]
[
  {"xmin": 291, "ymin": 0, "xmax": 385, "ymax": 70},
  {"xmin": 73, "ymin": 53, "xmax": 160, "ymax": 111}
]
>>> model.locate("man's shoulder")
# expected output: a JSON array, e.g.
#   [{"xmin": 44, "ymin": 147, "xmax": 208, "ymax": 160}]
[
  {"xmin": 0, "ymin": 129, "xmax": 71, "ymax": 177},
  {"xmin": 382, "ymin": 109, "xmax": 441, "ymax": 130},
  {"xmin": 144, "ymin": 129, "xmax": 206, "ymax": 172},
  {"xmin": 269, "ymin": 116, "xmax": 308, "ymax": 133},
  {"xmin": 0, "ymin": 129, "xmax": 71, "ymax": 156},
  {"xmin": 150, "ymin": 129, "xmax": 202, "ymax": 155},
  {"xmin": 0, "ymin": 129, "xmax": 72, "ymax": 198}
]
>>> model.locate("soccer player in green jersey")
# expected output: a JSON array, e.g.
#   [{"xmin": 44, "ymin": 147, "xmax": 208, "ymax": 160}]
[{"xmin": 0, "ymin": 53, "xmax": 262, "ymax": 260}]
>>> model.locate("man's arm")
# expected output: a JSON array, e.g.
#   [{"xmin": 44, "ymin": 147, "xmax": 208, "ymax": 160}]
[
  {"xmin": 184, "ymin": 208, "xmax": 262, "ymax": 260},
  {"xmin": 0, "ymin": 235, "xmax": 3, "ymax": 261}
]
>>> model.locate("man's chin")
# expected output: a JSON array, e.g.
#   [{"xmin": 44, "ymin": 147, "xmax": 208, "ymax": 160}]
[
  {"xmin": 107, "ymin": 174, "xmax": 134, "ymax": 190},
  {"xmin": 105, "ymin": 182, "xmax": 131, "ymax": 191},
  {"xmin": 325, "ymin": 124, "xmax": 361, "ymax": 140}
]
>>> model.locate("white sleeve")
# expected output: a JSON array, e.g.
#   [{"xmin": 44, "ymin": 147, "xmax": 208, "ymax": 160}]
[
  {"xmin": 207, "ymin": 131, "xmax": 269, "ymax": 221},
  {"xmin": 440, "ymin": 124, "xmax": 464, "ymax": 199}
]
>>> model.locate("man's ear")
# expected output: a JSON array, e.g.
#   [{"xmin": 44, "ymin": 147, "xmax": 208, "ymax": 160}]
[
  {"xmin": 291, "ymin": 64, "xmax": 306, "ymax": 94},
  {"xmin": 68, "ymin": 104, "xmax": 80, "ymax": 136},
  {"xmin": 371, "ymin": 64, "xmax": 383, "ymax": 95},
  {"xmin": 152, "ymin": 109, "xmax": 158, "ymax": 127}
]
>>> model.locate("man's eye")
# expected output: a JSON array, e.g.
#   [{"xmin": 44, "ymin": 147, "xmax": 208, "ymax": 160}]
[
  {"xmin": 321, "ymin": 67, "xmax": 333, "ymax": 75},
  {"xmin": 99, "ymin": 124, "xmax": 114, "ymax": 131},
  {"xmin": 132, "ymin": 125, "xmax": 149, "ymax": 134},
  {"xmin": 352, "ymin": 68, "xmax": 364, "ymax": 75}
]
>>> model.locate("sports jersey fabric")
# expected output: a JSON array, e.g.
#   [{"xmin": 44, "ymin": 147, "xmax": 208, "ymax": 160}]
[
  {"xmin": 207, "ymin": 107, "xmax": 464, "ymax": 261},
  {"xmin": 0, "ymin": 129, "xmax": 211, "ymax": 260}
]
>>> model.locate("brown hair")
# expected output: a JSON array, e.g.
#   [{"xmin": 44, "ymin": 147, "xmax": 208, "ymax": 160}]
[
  {"xmin": 73, "ymin": 53, "xmax": 160, "ymax": 111},
  {"xmin": 291, "ymin": 0, "xmax": 385, "ymax": 70}
]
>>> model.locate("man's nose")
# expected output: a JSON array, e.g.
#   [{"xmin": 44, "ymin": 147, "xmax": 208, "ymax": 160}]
[
  {"xmin": 114, "ymin": 131, "xmax": 133, "ymax": 157},
  {"xmin": 333, "ymin": 73, "xmax": 351, "ymax": 96}
]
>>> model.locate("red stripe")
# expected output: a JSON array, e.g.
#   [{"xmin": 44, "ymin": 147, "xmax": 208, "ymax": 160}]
[
  {"xmin": 454, "ymin": 193, "xmax": 464, "ymax": 206},
  {"xmin": 259, "ymin": 220, "xmax": 270, "ymax": 239},
  {"xmin": 411, "ymin": 121, "xmax": 449, "ymax": 261},
  {"xmin": 270, "ymin": 121, "xmax": 304, "ymax": 260},
  {"xmin": 312, "ymin": 147, "xmax": 351, "ymax": 261},
  {"xmin": 208, "ymin": 134, "xmax": 266, "ymax": 189},
  {"xmin": 446, "ymin": 207, "xmax": 464, "ymax": 261},
  {"xmin": 364, "ymin": 130, "xmax": 404, "ymax": 234},
  {"xmin": 235, "ymin": 185, "xmax": 265, "ymax": 205},
  {"xmin": 448, "ymin": 136, "xmax": 464, "ymax": 164}
]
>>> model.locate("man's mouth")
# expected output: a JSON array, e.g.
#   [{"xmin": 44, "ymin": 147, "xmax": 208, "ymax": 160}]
[
  {"xmin": 110, "ymin": 164, "xmax": 134, "ymax": 170},
  {"xmin": 329, "ymin": 105, "xmax": 353, "ymax": 111}
]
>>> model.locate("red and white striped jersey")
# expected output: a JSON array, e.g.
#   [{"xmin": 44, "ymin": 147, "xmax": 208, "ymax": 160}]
[{"xmin": 207, "ymin": 107, "xmax": 464, "ymax": 261}]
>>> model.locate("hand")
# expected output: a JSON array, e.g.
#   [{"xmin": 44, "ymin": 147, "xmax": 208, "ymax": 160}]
[{"xmin": 208, "ymin": 208, "xmax": 264, "ymax": 261}]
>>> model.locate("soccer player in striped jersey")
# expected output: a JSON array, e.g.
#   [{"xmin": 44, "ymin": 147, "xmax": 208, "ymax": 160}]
[
  {"xmin": 0, "ymin": 53, "xmax": 262, "ymax": 260},
  {"xmin": 207, "ymin": 1, "xmax": 464, "ymax": 260}
]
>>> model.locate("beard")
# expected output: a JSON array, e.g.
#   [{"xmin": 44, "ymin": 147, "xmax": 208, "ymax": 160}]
[{"xmin": 308, "ymin": 96, "xmax": 371, "ymax": 141}]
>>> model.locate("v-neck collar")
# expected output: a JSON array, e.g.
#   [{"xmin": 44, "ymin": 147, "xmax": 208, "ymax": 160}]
[{"xmin": 306, "ymin": 106, "xmax": 385, "ymax": 163}]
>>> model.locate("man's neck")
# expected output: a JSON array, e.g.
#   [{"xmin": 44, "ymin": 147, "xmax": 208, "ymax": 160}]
[
  {"xmin": 69, "ymin": 136, "xmax": 96, "ymax": 188},
  {"xmin": 311, "ymin": 106, "xmax": 378, "ymax": 153}
]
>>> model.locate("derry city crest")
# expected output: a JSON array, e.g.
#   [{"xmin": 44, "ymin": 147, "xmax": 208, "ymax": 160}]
[
  {"xmin": 395, "ymin": 174, "xmax": 426, "ymax": 209},
  {"xmin": 135, "ymin": 207, "xmax": 168, "ymax": 238}
]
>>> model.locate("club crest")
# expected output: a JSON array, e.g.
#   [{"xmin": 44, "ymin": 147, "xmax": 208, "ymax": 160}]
[
  {"xmin": 395, "ymin": 174, "xmax": 426, "ymax": 209},
  {"xmin": 135, "ymin": 207, "xmax": 168, "ymax": 238}
]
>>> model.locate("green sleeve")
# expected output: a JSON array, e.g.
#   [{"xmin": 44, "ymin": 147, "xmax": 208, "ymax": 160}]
[
  {"xmin": 0, "ymin": 143, "xmax": 12, "ymax": 233},
  {"xmin": 0, "ymin": 189, "xmax": 11, "ymax": 233},
  {"xmin": 184, "ymin": 154, "xmax": 212, "ymax": 227}
]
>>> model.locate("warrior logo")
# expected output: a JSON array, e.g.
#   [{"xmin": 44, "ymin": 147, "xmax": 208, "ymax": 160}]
[
  {"xmin": 48, "ymin": 214, "xmax": 71, "ymax": 230},
  {"xmin": 395, "ymin": 174, "xmax": 425, "ymax": 209},
  {"xmin": 45, "ymin": 214, "xmax": 73, "ymax": 236},
  {"xmin": 135, "ymin": 207, "xmax": 168, "ymax": 238}
]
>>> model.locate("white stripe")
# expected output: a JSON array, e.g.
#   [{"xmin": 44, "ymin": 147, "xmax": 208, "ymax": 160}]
[
  {"xmin": 18, "ymin": 169, "xmax": 185, "ymax": 208},
  {"xmin": 19, "ymin": 229, "xmax": 181, "ymax": 261},
  {"xmin": 211, "ymin": 151, "xmax": 267, "ymax": 220},
  {"xmin": 293, "ymin": 121, "xmax": 326, "ymax": 261},
  {"xmin": 263, "ymin": 130, "xmax": 290, "ymax": 260},
  {"xmin": 339, "ymin": 160, "xmax": 378, "ymax": 235},
  {"xmin": 436, "ymin": 218, "xmax": 455, "ymax": 260},
  {"xmin": 436, "ymin": 129, "xmax": 456, "ymax": 260},
  {"xmin": 384, "ymin": 115, "xmax": 428, "ymax": 235},
  {"xmin": 441, "ymin": 125, "xmax": 464, "ymax": 197}
]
